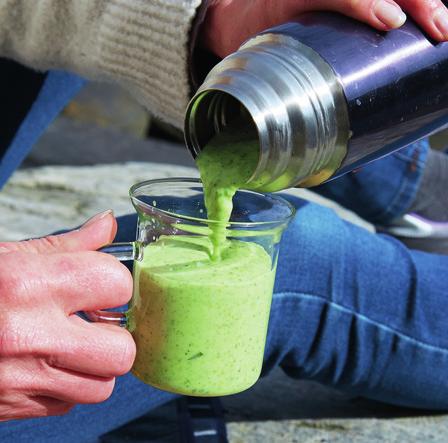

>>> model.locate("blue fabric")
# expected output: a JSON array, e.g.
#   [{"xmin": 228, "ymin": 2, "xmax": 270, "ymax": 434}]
[
  {"xmin": 269, "ymin": 194, "xmax": 448, "ymax": 410},
  {"xmin": 316, "ymin": 140, "xmax": 429, "ymax": 224},
  {"xmin": 0, "ymin": 71, "xmax": 85, "ymax": 188},
  {"xmin": 3, "ymin": 163, "xmax": 448, "ymax": 440}
]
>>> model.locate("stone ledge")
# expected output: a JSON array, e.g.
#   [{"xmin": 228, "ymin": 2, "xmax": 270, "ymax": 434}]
[
  {"xmin": 0, "ymin": 162, "xmax": 198, "ymax": 241},
  {"xmin": 227, "ymin": 415, "xmax": 447, "ymax": 442},
  {"xmin": 0, "ymin": 162, "xmax": 371, "ymax": 241}
]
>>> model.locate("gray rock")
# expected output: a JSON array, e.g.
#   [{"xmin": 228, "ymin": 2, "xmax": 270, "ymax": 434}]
[
  {"xmin": 224, "ymin": 368, "xmax": 448, "ymax": 442},
  {"xmin": 227, "ymin": 416, "xmax": 447, "ymax": 443},
  {"xmin": 61, "ymin": 82, "xmax": 151, "ymax": 138},
  {"xmin": 1, "ymin": 162, "xmax": 370, "ymax": 241},
  {"xmin": 0, "ymin": 162, "xmax": 198, "ymax": 240}
]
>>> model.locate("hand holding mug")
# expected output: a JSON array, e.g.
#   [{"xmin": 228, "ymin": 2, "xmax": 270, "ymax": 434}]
[{"xmin": 0, "ymin": 211, "xmax": 135, "ymax": 421}]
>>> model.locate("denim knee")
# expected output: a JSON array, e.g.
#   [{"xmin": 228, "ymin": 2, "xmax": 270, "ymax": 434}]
[
  {"xmin": 265, "ymin": 197, "xmax": 448, "ymax": 410},
  {"xmin": 274, "ymin": 196, "xmax": 351, "ymax": 299},
  {"xmin": 314, "ymin": 139, "xmax": 430, "ymax": 224}
]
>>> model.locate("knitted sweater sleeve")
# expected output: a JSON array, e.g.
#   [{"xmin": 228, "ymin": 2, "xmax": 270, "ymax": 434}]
[{"xmin": 0, "ymin": 0, "xmax": 203, "ymax": 128}]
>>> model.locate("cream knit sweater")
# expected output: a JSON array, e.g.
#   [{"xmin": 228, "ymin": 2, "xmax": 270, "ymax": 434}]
[{"xmin": 0, "ymin": 0, "xmax": 205, "ymax": 128}]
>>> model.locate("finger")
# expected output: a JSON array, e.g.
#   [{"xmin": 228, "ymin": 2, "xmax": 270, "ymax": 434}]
[
  {"xmin": 28, "ymin": 396, "xmax": 74, "ymax": 417},
  {"xmin": 46, "ymin": 316, "xmax": 136, "ymax": 378},
  {"xmin": 1, "ymin": 317, "xmax": 135, "ymax": 378},
  {"xmin": 0, "ymin": 391, "xmax": 73, "ymax": 421},
  {"xmin": 282, "ymin": 0, "xmax": 407, "ymax": 31},
  {"xmin": 0, "ymin": 250, "xmax": 133, "ymax": 312},
  {"xmin": 2, "ymin": 303, "xmax": 135, "ymax": 375},
  {"xmin": 0, "ymin": 210, "xmax": 117, "ymax": 255},
  {"xmin": 0, "ymin": 356, "xmax": 126, "ymax": 408},
  {"xmin": 0, "ymin": 355, "xmax": 120, "ymax": 405},
  {"xmin": 38, "ymin": 366, "xmax": 117, "ymax": 404},
  {"xmin": 396, "ymin": 0, "xmax": 448, "ymax": 40}
]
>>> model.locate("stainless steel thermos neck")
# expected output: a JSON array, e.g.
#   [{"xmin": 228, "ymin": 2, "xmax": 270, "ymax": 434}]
[{"xmin": 184, "ymin": 12, "xmax": 448, "ymax": 192}]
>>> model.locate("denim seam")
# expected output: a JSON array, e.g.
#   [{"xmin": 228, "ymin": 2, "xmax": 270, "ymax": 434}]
[
  {"xmin": 392, "ymin": 151, "xmax": 426, "ymax": 166},
  {"xmin": 274, "ymin": 291, "xmax": 448, "ymax": 355}
]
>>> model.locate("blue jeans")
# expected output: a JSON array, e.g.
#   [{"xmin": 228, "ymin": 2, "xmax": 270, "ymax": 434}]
[
  {"xmin": 3, "ymin": 140, "xmax": 448, "ymax": 442},
  {"xmin": 316, "ymin": 139, "xmax": 429, "ymax": 224}
]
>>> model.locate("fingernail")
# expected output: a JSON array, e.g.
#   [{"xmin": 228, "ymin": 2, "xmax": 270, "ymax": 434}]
[
  {"xmin": 374, "ymin": 0, "xmax": 407, "ymax": 28},
  {"xmin": 81, "ymin": 209, "xmax": 114, "ymax": 229},
  {"xmin": 434, "ymin": 8, "xmax": 448, "ymax": 40}
]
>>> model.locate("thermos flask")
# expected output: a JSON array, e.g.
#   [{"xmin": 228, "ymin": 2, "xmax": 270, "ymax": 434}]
[{"xmin": 184, "ymin": 12, "xmax": 448, "ymax": 191}]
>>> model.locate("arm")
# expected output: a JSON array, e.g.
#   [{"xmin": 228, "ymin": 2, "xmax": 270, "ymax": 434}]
[{"xmin": 0, "ymin": 0, "xmax": 202, "ymax": 128}]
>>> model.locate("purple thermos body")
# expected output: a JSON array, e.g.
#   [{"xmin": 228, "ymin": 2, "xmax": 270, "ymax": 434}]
[{"xmin": 185, "ymin": 13, "xmax": 448, "ymax": 191}]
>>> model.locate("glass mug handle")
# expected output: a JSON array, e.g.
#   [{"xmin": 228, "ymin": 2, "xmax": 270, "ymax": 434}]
[{"xmin": 82, "ymin": 242, "xmax": 144, "ymax": 328}]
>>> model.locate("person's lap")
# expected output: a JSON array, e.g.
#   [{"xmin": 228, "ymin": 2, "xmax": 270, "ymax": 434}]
[
  {"xmin": 315, "ymin": 139, "xmax": 429, "ymax": 224},
  {"xmin": 269, "ymin": 194, "xmax": 448, "ymax": 410},
  {"xmin": 3, "ymin": 179, "xmax": 448, "ymax": 441}
]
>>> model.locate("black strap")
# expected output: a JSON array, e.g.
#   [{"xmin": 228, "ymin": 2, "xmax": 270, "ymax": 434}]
[{"xmin": 178, "ymin": 397, "xmax": 228, "ymax": 443}]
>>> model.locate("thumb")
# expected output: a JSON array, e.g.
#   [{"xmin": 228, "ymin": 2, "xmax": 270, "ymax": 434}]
[{"xmin": 0, "ymin": 210, "xmax": 117, "ymax": 254}]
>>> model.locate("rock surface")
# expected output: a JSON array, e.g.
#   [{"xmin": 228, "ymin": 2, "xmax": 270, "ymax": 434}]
[
  {"xmin": 227, "ymin": 415, "xmax": 448, "ymax": 443},
  {"xmin": 224, "ymin": 369, "xmax": 448, "ymax": 442},
  {"xmin": 0, "ymin": 162, "xmax": 198, "ymax": 240},
  {"xmin": 1, "ymin": 161, "xmax": 370, "ymax": 241},
  {"xmin": 61, "ymin": 82, "xmax": 151, "ymax": 138}
]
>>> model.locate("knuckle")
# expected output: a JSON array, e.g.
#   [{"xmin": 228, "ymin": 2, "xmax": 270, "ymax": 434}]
[
  {"xmin": 0, "ymin": 318, "xmax": 31, "ymax": 357},
  {"xmin": 119, "ymin": 266, "xmax": 134, "ymax": 302},
  {"xmin": 52, "ymin": 254, "xmax": 79, "ymax": 274},
  {"xmin": 34, "ymin": 235, "xmax": 64, "ymax": 252},
  {"xmin": 422, "ymin": 0, "xmax": 443, "ymax": 12},
  {"xmin": 93, "ymin": 252, "xmax": 133, "ymax": 285},
  {"xmin": 114, "ymin": 260, "xmax": 134, "ymax": 288},
  {"xmin": 91, "ymin": 378, "xmax": 116, "ymax": 403},
  {"xmin": 103, "ymin": 258, "xmax": 134, "ymax": 304},
  {"xmin": 81, "ymin": 256, "xmax": 134, "ymax": 307},
  {"xmin": 115, "ymin": 331, "xmax": 136, "ymax": 375},
  {"xmin": 0, "ymin": 254, "xmax": 24, "ymax": 298},
  {"xmin": 81, "ymin": 327, "xmax": 135, "ymax": 377}
]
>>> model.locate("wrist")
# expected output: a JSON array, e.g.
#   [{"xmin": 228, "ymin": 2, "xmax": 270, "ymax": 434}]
[
  {"xmin": 196, "ymin": 1, "xmax": 220, "ymax": 53},
  {"xmin": 189, "ymin": 0, "xmax": 222, "ymax": 89}
]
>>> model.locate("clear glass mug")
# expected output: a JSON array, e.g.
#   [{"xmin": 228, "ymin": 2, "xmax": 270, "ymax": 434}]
[{"xmin": 86, "ymin": 178, "xmax": 295, "ymax": 396}]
